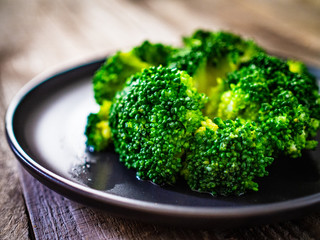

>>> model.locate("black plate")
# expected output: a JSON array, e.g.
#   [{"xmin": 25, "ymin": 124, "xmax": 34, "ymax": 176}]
[{"xmin": 5, "ymin": 58, "xmax": 320, "ymax": 228}]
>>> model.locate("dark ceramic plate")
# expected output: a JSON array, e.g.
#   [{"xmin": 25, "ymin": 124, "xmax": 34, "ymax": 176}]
[{"xmin": 5, "ymin": 57, "xmax": 320, "ymax": 228}]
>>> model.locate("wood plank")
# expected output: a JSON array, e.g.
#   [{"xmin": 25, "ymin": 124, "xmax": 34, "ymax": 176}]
[
  {"xmin": 0, "ymin": 1, "xmax": 33, "ymax": 237},
  {"xmin": 0, "ymin": 82, "xmax": 29, "ymax": 239},
  {"xmin": 0, "ymin": 123, "xmax": 29, "ymax": 240},
  {"xmin": 20, "ymin": 167, "xmax": 320, "ymax": 240},
  {"xmin": 20, "ymin": 169, "xmax": 83, "ymax": 239}
]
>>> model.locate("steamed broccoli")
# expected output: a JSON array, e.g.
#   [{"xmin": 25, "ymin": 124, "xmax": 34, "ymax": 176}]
[
  {"xmin": 85, "ymin": 29, "xmax": 320, "ymax": 196},
  {"xmin": 218, "ymin": 54, "xmax": 320, "ymax": 157},
  {"xmin": 87, "ymin": 41, "xmax": 177, "ymax": 150},
  {"xmin": 109, "ymin": 66, "xmax": 207, "ymax": 185},
  {"xmin": 93, "ymin": 41, "xmax": 177, "ymax": 104},
  {"xmin": 85, "ymin": 100, "xmax": 113, "ymax": 152},
  {"xmin": 169, "ymin": 30, "xmax": 264, "ymax": 88},
  {"xmin": 168, "ymin": 30, "xmax": 264, "ymax": 117},
  {"xmin": 258, "ymin": 90, "xmax": 319, "ymax": 158},
  {"xmin": 183, "ymin": 118, "xmax": 274, "ymax": 195}
]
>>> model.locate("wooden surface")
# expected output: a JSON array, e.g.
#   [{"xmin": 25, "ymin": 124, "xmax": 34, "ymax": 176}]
[{"xmin": 1, "ymin": 0, "xmax": 320, "ymax": 239}]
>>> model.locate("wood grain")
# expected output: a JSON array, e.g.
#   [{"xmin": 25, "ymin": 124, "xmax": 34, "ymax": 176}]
[
  {"xmin": 19, "ymin": 168, "xmax": 320, "ymax": 240},
  {"xmin": 1, "ymin": 0, "xmax": 320, "ymax": 239},
  {"xmin": 0, "ymin": 1, "xmax": 31, "ymax": 238},
  {"xmin": 0, "ymin": 111, "xmax": 29, "ymax": 240}
]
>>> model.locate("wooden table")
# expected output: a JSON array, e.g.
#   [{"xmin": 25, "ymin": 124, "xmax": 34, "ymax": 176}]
[{"xmin": 1, "ymin": 0, "xmax": 320, "ymax": 239}]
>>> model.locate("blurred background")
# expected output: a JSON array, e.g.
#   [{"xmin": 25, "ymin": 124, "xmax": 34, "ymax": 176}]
[
  {"xmin": 1, "ymin": 0, "xmax": 320, "ymax": 239},
  {"xmin": 1, "ymin": 0, "xmax": 320, "ymax": 101},
  {"xmin": 1, "ymin": 0, "xmax": 320, "ymax": 84}
]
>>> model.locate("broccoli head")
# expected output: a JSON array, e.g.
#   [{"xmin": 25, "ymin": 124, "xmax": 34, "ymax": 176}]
[
  {"xmin": 132, "ymin": 40, "xmax": 177, "ymax": 66},
  {"xmin": 85, "ymin": 100, "xmax": 113, "ymax": 152},
  {"xmin": 258, "ymin": 90, "xmax": 319, "ymax": 158},
  {"xmin": 87, "ymin": 41, "xmax": 178, "ymax": 149},
  {"xmin": 109, "ymin": 66, "xmax": 207, "ymax": 185},
  {"xmin": 183, "ymin": 118, "xmax": 274, "ymax": 195},
  {"xmin": 93, "ymin": 52, "xmax": 150, "ymax": 105},
  {"xmin": 241, "ymin": 54, "xmax": 319, "ymax": 118},
  {"xmin": 93, "ymin": 41, "xmax": 177, "ymax": 104},
  {"xmin": 217, "ymin": 54, "xmax": 320, "ymax": 157},
  {"xmin": 168, "ymin": 30, "xmax": 264, "ymax": 118},
  {"xmin": 169, "ymin": 30, "xmax": 264, "ymax": 89}
]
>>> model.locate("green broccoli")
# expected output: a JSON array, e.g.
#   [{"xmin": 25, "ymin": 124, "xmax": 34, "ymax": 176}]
[
  {"xmin": 85, "ymin": 29, "xmax": 320, "ymax": 196},
  {"xmin": 243, "ymin": 54, "xmax": 319, "ymax": 118},
  {"xmin": 258, "ymin": 90, "xmax": 319, "ymax": 158},
  {"xmin": 93, "ymin": 51, "xmax": 149, "ymax": 105},
  {"xmin": 132, "ymin": 40, "xmax": 177, "ymax": 66},
  {"xmin": 109, "ymin": 66, "xmax": 207, "ymax": 185},
  {"xmin": 85, "ymin": 100, "xmax": 113, "ymax": 152},
  {"xmin": 87, "ymin": 41, "xmax": 177, "ymax": 151},
  {"xmin": 93, "ymin": 41, "xmax": 177, "ymax": 105},
  {"xmin": 218, "ymin": 54, "xmax": 320, "ymax": 157},
  {"xmin": 183, "ymin": 118, "xmax": 274, "ymax": 195},
  {"xmin": 168, "ymin": 30, "xmax": 264, "ymax": 117}
]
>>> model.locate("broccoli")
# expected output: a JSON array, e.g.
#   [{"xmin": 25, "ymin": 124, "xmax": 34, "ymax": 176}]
[
  {"xmin": 169, "ymin": 30, "xmax": 264, "ymax": 88},
  {"xmin": 258, "ymin": 90, "xmax": 319, "ymax": 158},
  {"xmin": 85, "ymin": 100, "xmax": 113, "ymax": 152},
  {"xmin": 93, "ymin": 41, "xmax": 177, "ymax": 105},
  {"xmin": 183, "ymin": 118, "xmax": 274, "ymax": 195},
  {"xmin": 168, "ymin": 30, "xmax": 264, "ymax": 117},
  {"xmin": 85, "ymin": 29, "xmax": 320, "ymax": 196},
  {"xmin": 132, "ymin": 40, "xmax": 177, "ymax": 66},
  {"xmin": 109, "ymin": 66, "xmax": 207, "ymax": 185},
  {"xmin": 93, "ymin": 51, "xmax": 149, "ymax": 105},
  {"xmin": 218, "ymin": 54, "xmax": 320, "ymax": 157},
  {"xmin": 87, "ymin": 41, "xmax": 177, "ymax": 151}
]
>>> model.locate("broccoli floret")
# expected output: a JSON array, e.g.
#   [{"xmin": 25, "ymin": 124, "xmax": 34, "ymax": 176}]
[
  {"xmin": 132, "ymin": 40, "xmax": 177, "ymax": 66},
  {"xmin": 258, "ymin": 90, "xmax": 319, "ymax": 158},
  {"xmin": 85, "ymin": 100, "xmax": 113, "ymax": 152},
  {"xmin": 286, "ymin": 59, "xmax": 320, "ymax": 119},
  {"xmin": 217, "ymin": 54, "xmax": 320, "ymax": 157},
  {"xmin": 109, "ymin": 66, "xmax": 207, "ymax": 185},
  {"xmin": 217, "ymin": 67, "xmax": 270, "ymax": 121},
  {"xmin": 218, "ymin": 54, "xmax": 316, "ymax": 120},
  {"xmin": 93, "ymin": 52, "xmax": 150, "ymax": 105},
  {"xmin": 183, "ymin": 118, "xmax": 274, "ymax": 195},
  {"xmin": 168, "ymin": 30, "xmax": 264, "ymax": 117},
  {"xmin": 93, "ymin": 41, "xmax": 177, "ymax": 104},
  {"xmin": 87, "ymin": 41, "xmax": 177, "ymax": 149},
  {"xmin": 240, "ymin": 54, "xmax": 319, "ymax": 118},
  {"xmin": 169, "ymin": 30, "xmax": 264, "ymax": 89}
]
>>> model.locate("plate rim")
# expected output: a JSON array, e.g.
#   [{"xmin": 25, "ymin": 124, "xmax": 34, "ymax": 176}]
[{"xmin": 5, "ymin": 57, "xmax": 320, "ymax": 223}]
